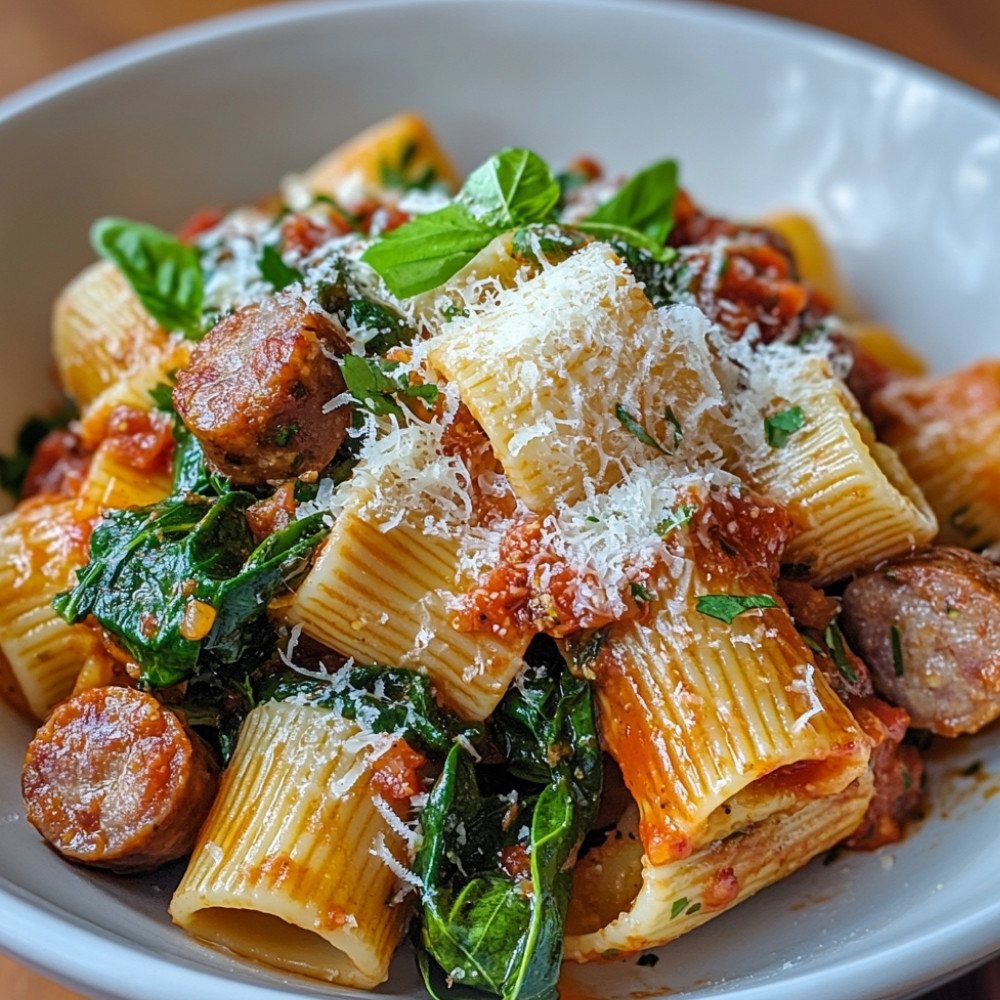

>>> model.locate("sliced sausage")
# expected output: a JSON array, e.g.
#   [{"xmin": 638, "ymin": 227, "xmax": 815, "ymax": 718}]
[
  {"xmin": 173, "ymin": 294, "xmax": 352, "ymax": 485},
  {"xmin": 21, "ymin": 686, "xmax": 219, "ymax": 873},
  {"xmin": 840, "ymin": 547, "xmax": 1000, "ymax": 737}
]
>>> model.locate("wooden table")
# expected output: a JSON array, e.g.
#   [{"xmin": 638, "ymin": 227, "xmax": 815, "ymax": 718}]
[{"xmin": 2, "ymin": 0, "xmax": 1000, "ymax": 998}]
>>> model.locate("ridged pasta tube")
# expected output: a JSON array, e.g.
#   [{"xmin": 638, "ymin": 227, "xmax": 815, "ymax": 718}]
[
  {"xmin": 170, "ymin": 702, "xmax": 414, "ymax": 989},
  {"xmin": 0, "ymin": 497, "xmax": 114, "ymax": 718}
]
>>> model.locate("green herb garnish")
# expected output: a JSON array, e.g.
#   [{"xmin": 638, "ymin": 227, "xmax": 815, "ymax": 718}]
[
  {"xmin": 340, "ymin": 355, "xmax": 439, "ymax": 419},
  {"xmin": 258, "ymin": 244, "xmax": 304, "ymax": 291},
  {"xmin": 696, "ymin": 593, "xmax": 779, "ymax": 624},
  {"xmin": 91, "ymin": 217, "xmax": 205, "ymax": 339},
  {"xmin": 655, "ymin": 503, "xmax": 697, "ymax": 538},
  {"xmin": 824, "ymin": 621, "xmax": 857, "ymax": 683},
  {"xmin": 615, "ymin": 403, "xmax": 668, "ymax": 454},
  {"xmin": 764, "ymin": 406, "xmax": 806, "ymax": 448}
]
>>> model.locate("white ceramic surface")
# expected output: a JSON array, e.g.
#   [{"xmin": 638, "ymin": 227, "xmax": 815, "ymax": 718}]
[{"xmin": 1, "ymin": 2, "xmax": 1000, "ymax": 999}]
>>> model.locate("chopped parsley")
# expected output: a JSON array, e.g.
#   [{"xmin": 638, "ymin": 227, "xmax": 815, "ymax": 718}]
[
  {"xmin": 824, "ymin": 621, "xmax": 857, "ymax": 683},
  {"xmin": 615, "ymin": 404, "xmax": 668, "ymax": 454},
  {"xmin": 340, "ymin": 355, "xmax": 439, "ymax": 419},
  {"xmin": 764, "ymin": 406, "xmax": 806, "ymax": 448},
  {"xmin": 655, "ymin": 503, "xmax": 697, "ymax": 538},
  {"xmin": 258, "ymin": 244, "xmax": 304, "ymax": 291}
]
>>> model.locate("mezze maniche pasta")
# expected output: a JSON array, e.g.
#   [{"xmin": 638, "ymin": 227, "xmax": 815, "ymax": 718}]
[{"xmin": 5, "ymin": 111, "xmax": 999, "ymax": 999}]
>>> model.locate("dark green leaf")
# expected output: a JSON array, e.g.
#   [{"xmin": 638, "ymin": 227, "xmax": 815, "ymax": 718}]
[
  {"xmin": 0, "ymin": 401, "xmax": 77, "ymax": 499},
  {"xmin": 90, "ymin": 217, "xmax": 204, "ymax": 339},
  {"xmin": 696, "ymin": 593, "xmax": 779, "ymax": 624},
  {"xmin": 344, "ymin": 298, "xmax": 414, "ymax": 355},
  {"xmin": 764, "ymin": 406, "xmax": 806, "ymax": 448},
  {"xmin": 414, "ymin": 642, "xmax": 600, "ymax": 1000},
  {"xmin": 270, "ymin": 665, "xmax": 480, "ymax": 753},
  {"xmin": 615, "ymin": 404, "xmax": 668, "ymax": 455},
  {"xmin": 53, "ymin": 494, "xmax": 328, "ymax": 687},
  {"xmin": 824, "ymin": 621, "xmax": 857, "ymax": 683},
  {"xmin": 585, "ymin": 159, "xmax": 678, "ymax": 247},
  {"xmin": 258, "ymin": 244, "xmax": 304, "ymax": 291}
]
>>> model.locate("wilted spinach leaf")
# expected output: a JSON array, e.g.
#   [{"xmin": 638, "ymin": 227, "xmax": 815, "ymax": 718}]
[{"xmin": 414, "ymin": 639, "xmax": 601, "ymax": 1000}]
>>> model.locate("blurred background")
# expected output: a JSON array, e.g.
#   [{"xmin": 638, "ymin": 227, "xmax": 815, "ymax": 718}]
[
  {"xmin": 1, "ymin": 0, "xmax": 999, "ymax": 998},
  {"xmin": 4, "ymin": 0, "xmax": 1000, "ymax": 100}
]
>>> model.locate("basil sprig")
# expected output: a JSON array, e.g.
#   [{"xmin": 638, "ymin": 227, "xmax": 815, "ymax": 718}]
[
  {"xmin": 91, "ymin": 217, "xmax": 205, "ymax": 340},
  {"xmin": 363, "ymin": 148, "xmax": 678, "ymax": 299}
]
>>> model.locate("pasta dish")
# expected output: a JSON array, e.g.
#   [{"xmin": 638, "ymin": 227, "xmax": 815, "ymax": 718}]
[{"xmin": 4, "ymin": 113, "xmax": 1000, "ymax": 999}]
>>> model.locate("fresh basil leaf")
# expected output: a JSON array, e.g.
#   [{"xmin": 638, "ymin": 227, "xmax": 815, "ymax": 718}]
[
  {"xmin": 91, "ymin": 217, "xmax": 204, "ymax": 339},
  {"xmin": 585, "ymin": 159, "xmax": 678, "ymax": 247},
  {"xmin": 459, "ymin": 149, "xmax": 560, "ymax": 229},
  {"xmin": 363, "ymin": 148, "xmax": 560, "ymax": 298},
  {"xmin": 764, "ymin": 406, "xmax": 806, "ymax": 448},
  {"xmin": 696, "ymin": 593, "xmax": 779, "ymax": 624},
  {"xmin": 258, "ymin": 244, "xmax": 303, "ymax": 291},
  {"xmin": 361, "ymin": 203, "xmax": 493, "ymax": 298}
]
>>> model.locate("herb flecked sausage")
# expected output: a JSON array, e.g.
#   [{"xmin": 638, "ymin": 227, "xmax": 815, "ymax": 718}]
[
  {"xmin": 840, "ymin": 547, "xmax": 1000, "ymax": 737},
  {"xmin": 21, "ymin": 686, "xmax": 219, "ymax": 873},
  {"xmin": 173, "ymin": 293, "xmax": 352, "ymax": 485}
]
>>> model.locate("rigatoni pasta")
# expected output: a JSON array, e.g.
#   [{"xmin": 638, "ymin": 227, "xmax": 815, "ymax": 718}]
[{"xmin": 5, "ymin": 112, "xmax": 993, "ymax": 1000}]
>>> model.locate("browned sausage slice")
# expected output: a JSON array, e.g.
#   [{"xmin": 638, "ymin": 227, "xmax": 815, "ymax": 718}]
[
  {"xmin": 21, "ymin": 686, "xmax": 219, "ymax": 873},
  {"xmin": 840, "ymin": 547, "xmax": 1000, "ymax": 736},
  {"xmin": 173, "ymin": 294, "xmax": 352, "ymax": 485}
]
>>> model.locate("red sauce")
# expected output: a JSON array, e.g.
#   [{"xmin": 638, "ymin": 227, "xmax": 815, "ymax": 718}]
[
  {"xmin": 703, "ymin": 866, "xmax": 740, "ymax": 910},
  {"xmin": 372, "ymin": 738, "xmax": 426, "ymax": 801},
  {"xmin": 500, "ymin": 844, "xmax": 532, "ymax": 879},
  {"xmin": 102, "ymin": 406, "xmax": 176, "ymax": 475},
  {"xmin": 280, "ymin": 211, "xmax": 352, "ymax": 255},
  {"xmin": 453, "ymin": 516, "xmax": 624, "ymax": 640},
  {"xmin": 22, "ymin": 427, "xmax": 91, "ymax": 498},
  {"xmin": 669, "ymin": 188, "xmax": 831, "ymax": 343},
  {"xmin": 176, "ymin": 207, "xmax": 225, "ymax": 244}
]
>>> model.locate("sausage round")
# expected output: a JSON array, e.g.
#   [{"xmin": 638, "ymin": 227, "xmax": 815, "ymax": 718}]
[
  {"xmin": 21, "ymin": 686, "xmax": 219, "ymax": 873},
  {"xmin": 173, "ymin": 294, "xmax": 352, "ymax": 485},
  {"xmin": 840, "ymin": 547, "xmax": 1000, "ymax": 736}
]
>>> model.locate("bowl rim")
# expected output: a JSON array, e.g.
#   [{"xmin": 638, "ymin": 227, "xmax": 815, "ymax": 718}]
[
  {"xmin": 3, "ymin": 0, "xmax": 1000, "ymax": 130},
  {"xmin": 3, "ymin": 1, "xmax": 1000, "ymax": 998}
]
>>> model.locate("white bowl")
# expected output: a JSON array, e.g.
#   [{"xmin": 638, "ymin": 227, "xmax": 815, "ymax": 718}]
[{"xmin": 2, "ymin": 2, "xmax": 1000, "ymax": 999}]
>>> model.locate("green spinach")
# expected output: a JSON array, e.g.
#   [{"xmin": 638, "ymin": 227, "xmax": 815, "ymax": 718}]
[{"xmin": 414, "ymin": 640, "xmax": 601, "ymax": 1000}]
